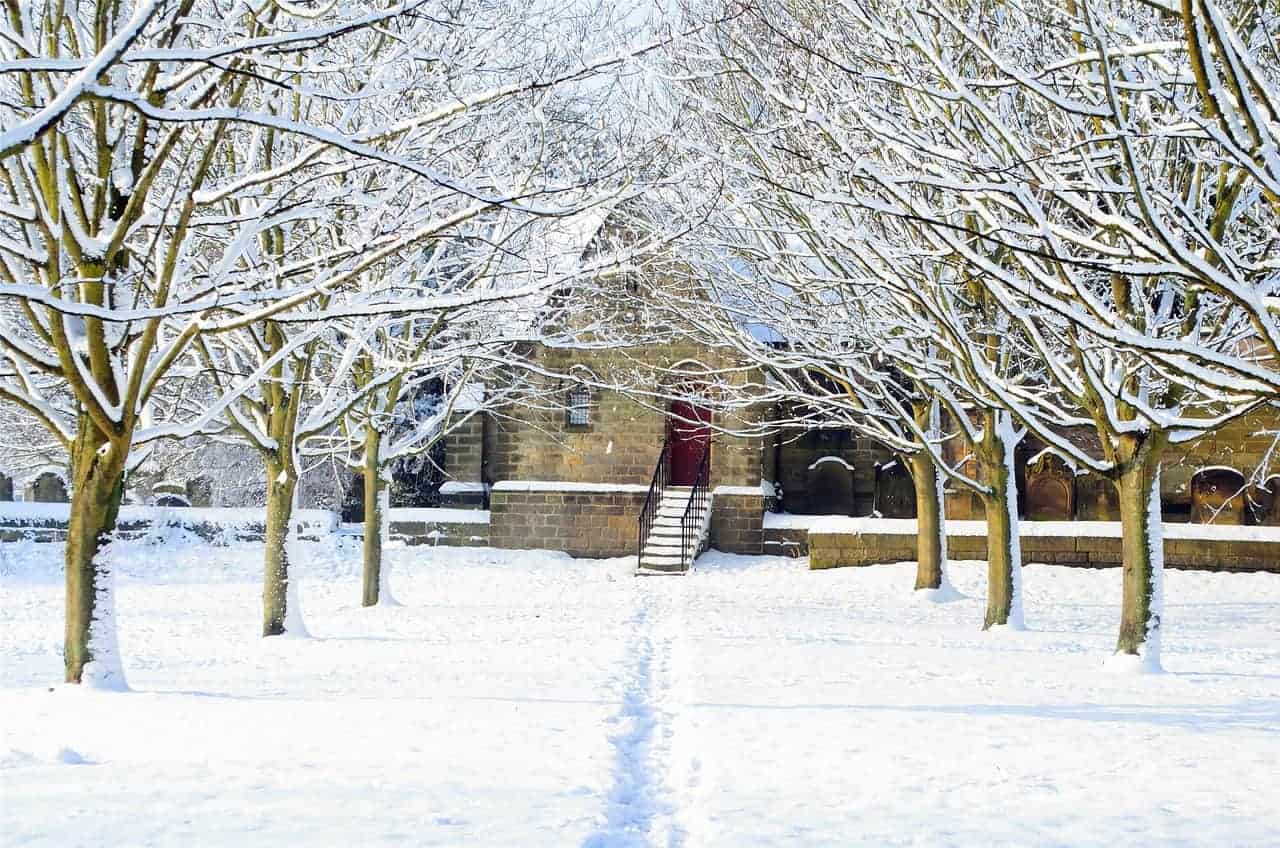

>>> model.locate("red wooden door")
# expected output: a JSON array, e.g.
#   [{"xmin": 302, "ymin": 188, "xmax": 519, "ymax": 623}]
[{"xmin": 669, "ymin": 401, "xmax": 711, "ymax": 486}]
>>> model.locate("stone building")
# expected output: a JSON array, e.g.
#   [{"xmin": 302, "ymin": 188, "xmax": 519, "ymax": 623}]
[{"xmin": 435, "ymin": 214, "xmax": 1277, "ymax": 567}]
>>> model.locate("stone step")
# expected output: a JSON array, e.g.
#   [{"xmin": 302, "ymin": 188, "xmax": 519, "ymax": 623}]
[
  {"xmin": 656, "ymin": 506, "xmax": 709, "ymax": 518},
  {"xmin": 650, "ymin": 523, "xmax": 704, "ymax": 536},
  {"xmin": 636, "ymin": 562, "xmax": 688, "ymax": 575},
  {"xmin": 643, "ymin": 544, "xmax": 691, "ymax": 558},
  {"xmin": 639, "ymin": 554, "xmax": 686, "ymax": 568},
  {"xmin": 650, "ymin": 519, "xmax": 704, "ymax": 530},
  {"xmin": 638, "ymin": 482, "xmax": 710, "ymax": 575}
]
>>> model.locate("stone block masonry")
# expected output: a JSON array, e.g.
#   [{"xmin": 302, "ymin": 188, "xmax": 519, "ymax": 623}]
[
  {"xmin": 488, "ymin": 482, "xmax": 649, "ymax": 558},
  {"xmin": 808, "ymin": 518, "xmax": 1280, "ymax": 572},
  {"xmin": 711, "ymin": 490, "xmax": 766, "ymax": 555},
  {"xmin": 387, "ymin": 509, "xmax": 490, "ymax": 547},
  {"xmin": 441, "ymin": 413, "xmax": 485, "ymax": 506},
  {"xmin": 763, "ymin": 525, "xmax": 808, "ymax": 557},
  {"xmin": 489, "ymin": 483, "xmax": 769, "ymax": 560}
]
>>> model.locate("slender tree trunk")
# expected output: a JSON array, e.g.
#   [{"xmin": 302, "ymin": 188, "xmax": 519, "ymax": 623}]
[
  {"xmin": 64, "ymin": 417, "xmax": 128, "ymax": 684},
  {"xmin": 979, "ymin": 411, "xmax": 1024, "ymax": 630},
  {"xmin": 262, "ymin": 455, "xmax": 298, "ymax": 637},
  {"xmin": 362, "ymin": 429, "xmax": 384, "ymax": 607},
  {"xmin": 1114, "ymin": 433, "xmax": 1167, "ymax": 666},
  {"xmin": 908, "ymin": 451, "xmax": 946, "ymax": 591}
]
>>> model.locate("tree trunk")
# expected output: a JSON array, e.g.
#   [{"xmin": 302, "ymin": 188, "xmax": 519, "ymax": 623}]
[
  {"xmin": 1114, "ymin": 434, "xmax": 1167, "ymax": 667},
  {"xmin": 64, "ymin": 418, "xmax": 128, "ymax": 684},
  {"xmin": 979, "ymin": 411, "xmax": 1024, "ymax": 630},
  {"xmin": 361, "ymin": 430, "xmax": 384, "ymax": 607},
  {"xmin": 262, "ymin": 456, "xmax": 298, "ymax": 637},
  {"xmin": 908, "ymin": 451, "xmax": 947, "ymax": 591}
]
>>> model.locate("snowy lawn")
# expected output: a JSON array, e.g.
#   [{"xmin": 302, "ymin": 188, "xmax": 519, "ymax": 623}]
[{"xmin": 2, "ymin": 541, "xmax": 1279, "ymax": 847}]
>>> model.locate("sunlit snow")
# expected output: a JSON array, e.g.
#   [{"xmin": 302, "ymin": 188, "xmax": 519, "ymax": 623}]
[{"xmin": 3, "ymin": 539, "xmax": 1278, "ymax": 846}]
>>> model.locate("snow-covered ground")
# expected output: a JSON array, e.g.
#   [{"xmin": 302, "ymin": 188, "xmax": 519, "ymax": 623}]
[{"xmin": 2, "ymin": 540, "xmax": 1279, "ymax": 846}]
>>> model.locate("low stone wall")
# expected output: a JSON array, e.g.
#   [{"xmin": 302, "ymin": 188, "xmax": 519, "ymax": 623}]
[
  {"xmin": 809, "ymin": 518, "xmax": 1280, "ymax": 572},
  {"xmin": 0, "ymin": 505, "xmax": 336, "ymax": 544},
  {"xmin": 710, "ymin": 490, "xmax": 766, "ymax": 555},
  {"xmin": 763, "ymin": 526, "xmax": 807, "ymax": 557},
  {"xmin": 488, "ymin": 482, "xmax": 648, "ymax": 558},
  {"xmin": 387, "ymin": 510, "xmax": 490, "ymax": 547},
  {"xmin": 437, "ymin": 480, "xmax": 487, "ymax": 510},
  {"xmin": 0, "ymin": 505, "xmax": 494, "ymax": 548},
  {"xmin": 762, "ymin": 512, "xmax": 826, "ymax": 557}
]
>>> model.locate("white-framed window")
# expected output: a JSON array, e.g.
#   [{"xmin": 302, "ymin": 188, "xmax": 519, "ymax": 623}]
[{"xmin": 566, "ymin": 385, "xmax": 592, "ymax": 427}]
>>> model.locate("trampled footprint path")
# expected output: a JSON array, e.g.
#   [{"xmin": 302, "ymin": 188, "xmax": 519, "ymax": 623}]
[{"xmin": 584, "ymin": 577, "xmax": 697, "ymax": 848}]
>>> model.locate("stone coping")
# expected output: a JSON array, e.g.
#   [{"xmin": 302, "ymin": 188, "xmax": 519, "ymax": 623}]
[
  {"xmin": 0, "ymin": 503, "xmax": 338, "ymax": 530},
  {"xmin": 809, "ymin": 517, "xmax": 1280, "ymax": 543},
  {"xmin": 809, "ymin": 520, "xmax": 1278, "ymax": 572},
  {"xmin": 491, "ymin": 481, "xmax": 650, "ymax": 494},
  {"xmin": 438, "ymin": 481, "xmax": 487, "ymax": 494},
  {"xmin": 386, "ymin": 508, "xmax": 489, "ymax": 524}
]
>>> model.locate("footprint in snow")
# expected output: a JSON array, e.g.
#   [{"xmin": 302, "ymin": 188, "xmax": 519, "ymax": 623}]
[{"xmin": 55, "ymin": 747, "xmax": 89, "ymax": 765}]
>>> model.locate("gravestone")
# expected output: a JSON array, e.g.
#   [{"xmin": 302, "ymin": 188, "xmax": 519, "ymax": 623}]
[
  {"xmin": 1190, "ymin": 467, "xmax": 1246, "ymax": 525},
  {"xmin": 873, "ymin": 459, "xmax": 916, "ymax": 519},
  {"xmin": 1160, "ymin": 465, "xmax": 1195, "ymax": 522},
  {"xmin": 1024, "ymin": 452, "xmax": 1074, "ymax": 521},
  {"xmin": 340, "ymin": 471, "xmax": 364, "ymax": 523},
  {"xmin": 185, "ymin": 476, "xmax": 213, "ymax": 508},
  {"xmin": 1257, "ymin": 476, "xmax": 1280, "ymax": 527},
  {"xmin": 1074, "ymin": 473, "xmax": 1119, "ymax": 521},
  {"xmin": 0, "ymin": 473, "xmax": 12, "ymax": 501},
  {"xmin": 153, "ymin": 482, "xmax": 189, "ymax": 507},
  {"xmin": 807, "ymin": 457, "xmax": 855, "ymax": 516},
  {"xmin": 26, "ymin": 472, "xmax": 68, "ymax": 503}
]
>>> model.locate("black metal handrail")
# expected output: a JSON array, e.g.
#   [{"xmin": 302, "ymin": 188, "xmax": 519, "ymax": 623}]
[
  {"xmin": 678, "ymin": 444, "xmax": 712, "ymax": 571},
  {"xmin": 637, "ymin": 436, "xmax": 671, "ymax": 570}
]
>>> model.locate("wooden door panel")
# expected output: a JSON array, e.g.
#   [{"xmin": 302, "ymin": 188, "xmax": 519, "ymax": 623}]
[{"xmin": 669, "ymin": 401, "xmax": 711, "ymax": 486}]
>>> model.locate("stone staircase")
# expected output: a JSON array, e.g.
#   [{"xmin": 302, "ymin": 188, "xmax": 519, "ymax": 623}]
[{"xmin": 637, "ymin": 486, "xmax": 713, "ymax": 574}]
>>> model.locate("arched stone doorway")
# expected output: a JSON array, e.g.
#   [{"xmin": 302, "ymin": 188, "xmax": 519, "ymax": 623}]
[
  {"xmin": 668, "ymin": 399, "xmax": 711, "ymax": 486},
  {"xmin": 874, "ymin": 459, "xmax": 916, "ymax": 519}
]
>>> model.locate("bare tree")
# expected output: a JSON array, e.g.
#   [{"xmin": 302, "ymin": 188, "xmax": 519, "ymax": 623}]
[
  {"xmin": 666, "ymin": 0, "xmax": 1277, "ymax": 665},
  {"xmin": 0, "ymin": 0, "xmax": 666, "ymax": 674}
]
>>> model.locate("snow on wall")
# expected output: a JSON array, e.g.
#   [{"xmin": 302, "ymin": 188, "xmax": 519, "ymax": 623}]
[
  {"xmin": 388, "ymin": 508, "xmax": 490, "ymax": 524},
  {"xmin": 439, "ymin": 481, "xmax": 487, "ymax": 494},
  {"xmin": 0, "ymin": 503, "xmax": 338, "ymax": 533},
  {"xmin": 492, "ymin": 481, "xmax": 651, "ymax": 494},
  {"xmin": 807, "ymin": 456, "xmax": 855, "ymax": 471},
  {"xmin": 806, "ymin": 516, "xmax": 1280, "ymax": 542},
  {"xmin": 453, "ymin": 383, "xmax": 486, "ymax": 412},
  {"xmin": 764, "ymin": 512, "xmax": 845, "ymax": 529}
]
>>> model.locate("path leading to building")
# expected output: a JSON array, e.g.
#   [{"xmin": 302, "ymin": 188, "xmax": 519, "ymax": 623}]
[
  {"xmin": 585, "ymin": 577, "xmax": 693, "ymax": 847},
  {"xmin": 3, "ymin": 540, "xmax": 1280, "ymax": 846}
]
